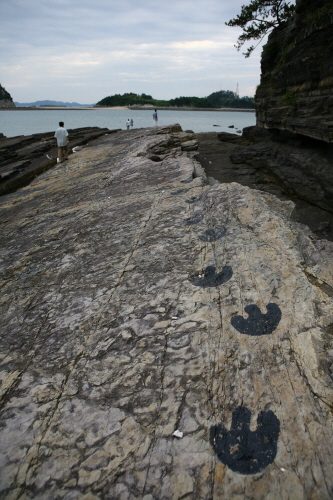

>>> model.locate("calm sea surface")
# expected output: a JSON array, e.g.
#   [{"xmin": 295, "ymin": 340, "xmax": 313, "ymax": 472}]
[{"xmin": 0, "ymin": 108, "xmax": 256, "ymax": 138}]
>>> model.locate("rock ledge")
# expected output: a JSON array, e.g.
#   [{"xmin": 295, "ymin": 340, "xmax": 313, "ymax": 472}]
[{"xmin": 0, "ymin": 125, "xmax": 333, "ymax": 499}]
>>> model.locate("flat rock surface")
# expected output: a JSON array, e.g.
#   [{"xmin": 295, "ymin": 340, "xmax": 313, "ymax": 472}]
[
  {"xmin": 0, "ymin": 127, "xmax": 114, "ymax": 196},
  {"xmin": 1, "ymin": 125, "xmax": 333, "ymax": 499}
]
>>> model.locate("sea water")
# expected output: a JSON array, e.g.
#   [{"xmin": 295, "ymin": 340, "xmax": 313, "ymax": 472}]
[{"xmin": 0, "ymin": 108, "xmax": 256, "ymax": 138}]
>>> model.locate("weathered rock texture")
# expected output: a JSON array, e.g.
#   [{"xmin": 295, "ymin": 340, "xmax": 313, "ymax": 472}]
[
  {"xmin": 0, "ymin": 84, "xmax": 16, "ymax": 108},
  {"xmin": 1, "ymin": 126, "xmax": 333, "ymax": 499},
  {"xmin": 235, "ymin": 127, "xmax": 333, "ymax": 214},
  {"xmin": 197, "ymin": 131, "xmax": 333, "ymax": 241},
  {"xmin": 0, "ymin": 127, "xmax": 116, "ymax": 196},
  {"xmin": 256, "ymin": 0, "xmax": 333, "ymax": 143}
]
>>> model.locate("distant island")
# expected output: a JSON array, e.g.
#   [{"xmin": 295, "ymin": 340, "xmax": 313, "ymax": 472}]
[
  {"xmin": 0, "ymin": 83, "xmax": 16, "ymax": 108},
  {"xmin": 2, "ymin": 87, "xmax": 255, "ymax": 110},
  {"xmin": 13, "ymin": 100, "xmax": 94, "ymax": 108},
  {"xmin": 96, "ymin": 90, "xmax": 255, "ymax": 109}
]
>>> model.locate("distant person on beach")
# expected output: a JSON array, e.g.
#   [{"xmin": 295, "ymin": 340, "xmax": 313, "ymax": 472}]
[
  {"xmin": 130, "ymin": 119, "xmax": 134, "ymax": 129},
  {"xmin": 126, "ymin": 119, "xmax": 131, "ymax": 130},
  {"xmin": 54, "ymin": 121, "xmax": 68, "ymax": 162},
  {"xmin": 153, "ymin": 109, "xmax": 158, "ymax": 126}
]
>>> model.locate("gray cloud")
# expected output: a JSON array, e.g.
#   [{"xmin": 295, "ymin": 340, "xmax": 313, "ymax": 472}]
[{"xmin": 0, "ymin": 0, "xmax": 263, "ymax": 102}]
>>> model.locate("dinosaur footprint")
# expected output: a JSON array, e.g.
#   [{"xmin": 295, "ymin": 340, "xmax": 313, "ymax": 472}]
[
  {"xmin": 171, "ymin": 189, "xmax": 189, "ymax": 195},
  {"xmin": 231, "ymin": 303, "xmax": 281, "ymax": 336},
  {"xmin": 189, "ymin": 265, "xmax": 233, "ymax": 287},
  {"xmin": 184, "ymin": 213, "xmax": 204, "ymax": 226},
  {"xmin": 198, "ymin": 226, "xmax": 227, "ymax": 242},
  {"xmin": 185, "ymin": 195, "xmax": 201, "ymax": 204},
  {"xmin": 210, "ymin": 406, "xmax": 280, "ymax": 474}
]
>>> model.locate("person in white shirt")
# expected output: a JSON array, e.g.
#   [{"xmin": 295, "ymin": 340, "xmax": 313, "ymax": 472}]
[
  {"xmin": 126, "ymin": 119, "xmax": 131, "ymax": 130},
  {"xmin": 54, "ymin": 122, "xmax": 69, "ymax": 162}
]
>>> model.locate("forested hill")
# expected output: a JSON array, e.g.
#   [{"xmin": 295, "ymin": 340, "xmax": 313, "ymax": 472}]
[
  {"xmin": 0, "ymin": 83, "xmax": 15, "ymax": 108},
  {"xmin": 96, "ymin": 90, "xmax": 255, "ymax": 109}
]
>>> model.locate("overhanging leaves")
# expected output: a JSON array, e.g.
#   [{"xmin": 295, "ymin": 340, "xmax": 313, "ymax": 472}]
[{"xmin": 226, "ymin": 0, "xmax": 295, "ymax": 57}]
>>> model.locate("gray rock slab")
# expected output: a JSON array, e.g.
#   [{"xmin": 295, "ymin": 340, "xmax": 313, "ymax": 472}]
[
  {"xmin": 0, "ymin": 125, "xmax": 333, "ymax": 499},
  {"xmin": 0, "ymin": 127, "xmax": 114, "ymax": 196}
]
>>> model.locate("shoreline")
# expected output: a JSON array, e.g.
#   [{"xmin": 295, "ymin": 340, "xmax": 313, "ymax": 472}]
[
  {"xmin": 1, "ymin": 106, "xmax": 255, "ymax": 113},
  {"xmin": 127, "ymin": 106, "xmax": 255, "ymax": 112}
]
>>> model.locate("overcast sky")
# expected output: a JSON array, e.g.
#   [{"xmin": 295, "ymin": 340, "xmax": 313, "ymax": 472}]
[{"xmin": 1, "ymin": 0, "xmax": 265, "ymax": 104}]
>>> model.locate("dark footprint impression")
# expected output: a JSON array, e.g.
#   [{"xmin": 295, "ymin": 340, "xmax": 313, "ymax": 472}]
[
  {"xmin": 210, "ymin": 406, "xmax": 280, "ymax": 475},
  {"xmin": 189, "ymin": 265, "xmax": 232, "ymax": 287},
  {"xmin": 231, "ymin": 303, "xmax": 281, "ymax": 336},
  {"xmin": 185, "ymin": 195, "xmax": 201, "ymax": 204},
  {"xmin": 171, "ymin": 189, "xmax": 189, "ymax": 195},
  {"xmin": 184, "ymin": 213, "xmax": 204, "ymax": 226},
  {"xmin": 198, "ymin": 226, "xmax": 227, "ymax": 242}
]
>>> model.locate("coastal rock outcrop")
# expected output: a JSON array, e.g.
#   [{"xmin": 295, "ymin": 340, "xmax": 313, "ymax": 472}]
[
  {"xmin": 0, "ymin": 84, "xmax": 16, "ymax": 108},
  {"xmin": 255, "ymin": 0, "xmax": 333, "ymax": 143},
  {"xmin": 0, "ymin": 127, "xmax": 117, "ymax": 196},
  {"xmin": 197, "ymin": 131, "xmax": 333, "ymax": 241},
  {"xmin": 1, "ymin": 125, "xmax": 333, "ymax": 499},
  {"xmin": 201, "ymin": 1, "xmax": 333, "ymax": 249},
  {"xmin": 236, "ymin": 126, "xmax": 333, "ymax": 214}
]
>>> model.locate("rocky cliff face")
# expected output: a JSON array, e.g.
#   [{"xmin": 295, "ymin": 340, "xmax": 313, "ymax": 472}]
[
  {"xmin": 255, "ymin": 0, "xmax": 333, "ymax": 143},
  {"xmin": 1, "ymin": 126, "xmax": 333, "ymax": 498},
  {"xmin": 0, "ymin": 84, "xmax": 15, "ymax": 108}
]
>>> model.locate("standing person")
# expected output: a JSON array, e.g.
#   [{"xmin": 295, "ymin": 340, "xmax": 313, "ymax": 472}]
[
  {"xmin": 153, "ymin": 109, "xmax": 158, "ymax": 126},
  {"xmin": 126, "ymin": 119, "xmax": 131, "ymax": 130},
  {"xmin": 130, "ymin": 118, "xmax": 134, "ymax": 129},
  {"xmin": 54, "ymin": 121, "xmax": 69, "ymax": 162}
]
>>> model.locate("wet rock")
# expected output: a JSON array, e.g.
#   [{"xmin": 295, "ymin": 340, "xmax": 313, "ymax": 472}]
[{"xmin": 0, "ymin": 125, "xmax": 333, "ymax": 498}]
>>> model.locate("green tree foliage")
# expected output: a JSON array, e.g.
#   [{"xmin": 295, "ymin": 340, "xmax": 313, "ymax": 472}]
[
  {"xmin": 226, "ymin": 0, "xmax": 296, "ymax": 57},
  {"xmin": 96, "ymin": 91, "xmax": 255, "ymax": 109},
  {"xmin": 140, "ymin": 93, "xmax": 153, "ymax": 99},
  {"xmin": 206, "ymin": 90, "xmax": 255, "ymax": 108},
  {"xmin": 0, "ymin": 83, "xmax": 13, "ymax": 101},
  {"xmin": 96, "ymin": 92, "xmax": 164, "ymax": 106},
  {"xmin": 168, "ymin": 96, "xmax": 215, "ymax": 108}
]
